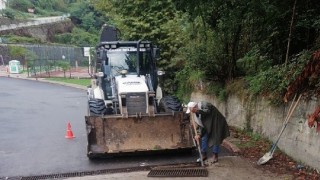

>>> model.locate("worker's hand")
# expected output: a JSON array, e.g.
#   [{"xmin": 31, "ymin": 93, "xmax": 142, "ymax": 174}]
[{"xmin": 194, "ymin": 134, "xmax": 200, "ymax": 145}]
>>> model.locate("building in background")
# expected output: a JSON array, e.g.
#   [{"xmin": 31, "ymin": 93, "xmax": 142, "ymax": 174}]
[{"xmin": 0, "ymin": 0, "xmax": 6, "ymax": 10}]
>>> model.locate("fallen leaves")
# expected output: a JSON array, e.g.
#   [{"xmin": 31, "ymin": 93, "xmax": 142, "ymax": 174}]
[{"xmin": 230, "ymin": 126, "xmax": 320, "ymax": 179}]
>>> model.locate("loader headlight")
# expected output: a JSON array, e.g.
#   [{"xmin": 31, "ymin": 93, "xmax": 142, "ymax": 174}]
[
  {"xmin": 111, "ymin": 44, "xmax": 117, "ymax": 48},
  {"xmin": 157, "ymin": 71, "xmax": 165, "ymax": 76},
  {"xmin": 120, "ymin": 69, "xmax": 128, "ymax": 75}
]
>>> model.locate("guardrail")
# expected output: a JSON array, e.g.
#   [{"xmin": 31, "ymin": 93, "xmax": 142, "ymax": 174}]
[{"xmin": 0, "ymin": 14, "xmax": 70, "ymax": 31}]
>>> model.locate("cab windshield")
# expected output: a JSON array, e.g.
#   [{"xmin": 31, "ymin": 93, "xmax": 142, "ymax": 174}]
[{"xmin": 107, "ymin": 48, "xmax": 152, "ymax": 76}]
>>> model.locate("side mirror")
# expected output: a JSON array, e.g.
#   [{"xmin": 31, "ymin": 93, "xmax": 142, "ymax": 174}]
[
  {"xmin": 97, "ymin": 49, "xmax": 107, "ymax": 63},
  {"xmin": 153, "ymin": 48, "xmax": 160, "ymax": 59},
  {"xmin": 105, "ymin": 57, "xmax": 109, "ymax": 65}
]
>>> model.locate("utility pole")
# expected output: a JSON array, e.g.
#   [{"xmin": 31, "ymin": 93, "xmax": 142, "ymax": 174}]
[
  {"xmin": 285, "ymin": 0, "xmax": 297, "ymax": 67},
  {"xmin": 6, "ymin": 0, "xmax": 9, "ymax": 9}
]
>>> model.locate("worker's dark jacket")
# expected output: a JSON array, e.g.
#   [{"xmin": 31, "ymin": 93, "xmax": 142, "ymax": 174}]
[{"xmin": 196, "ymin": 101, "xmax": 230, "ymax": 147}]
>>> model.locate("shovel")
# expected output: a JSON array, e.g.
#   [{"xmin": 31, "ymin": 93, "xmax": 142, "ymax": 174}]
[{"xmin": 257, "ymin": 94, "xmax": 302, "ymax": 165}]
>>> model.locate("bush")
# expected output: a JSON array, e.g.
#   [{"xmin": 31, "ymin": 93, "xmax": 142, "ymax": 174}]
[
  {"xmin": 57, "ymin": 60, "xmax": 70, "ymax": 78},
  {"xmin": 245, "ymin": 50, "xmax": 311, "ymax": 104},
  {"xmin": 7, "ymin": 36, "xmax": 42, "ymax": 44},
  {"xmin": 10, "ymin": 0, "xmax": 33, "ymax": 12},
  {"xmin": 1, "ymin": 9, "xmax": 16, "ymax": 19},
  {"xmin": 52, "ymin": 33, "xmax": 73, "ymax": 44}
]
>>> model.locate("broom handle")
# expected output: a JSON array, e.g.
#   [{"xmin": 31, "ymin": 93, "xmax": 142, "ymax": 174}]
[
  {"xmin": 191, "ymin": 115, "xmax": 204, "ymax": 166},
  {"xmin": 271, "ymin": 94, "xmax": 302, "ymax": 153},
  {"xmin": 283, "ymin": 94, "xmax": 298, "ymax": 125}
]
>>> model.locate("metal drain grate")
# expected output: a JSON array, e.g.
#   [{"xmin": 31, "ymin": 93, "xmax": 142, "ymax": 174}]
[
  {"xmin": 0, "ymin": 166, "xmax": 151, "ymax": 180},
  {"xmin": 147, "ymin": 168, "xmax": 208, "ymax": 177}
]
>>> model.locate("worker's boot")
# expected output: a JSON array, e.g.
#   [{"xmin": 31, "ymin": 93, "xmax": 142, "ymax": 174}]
[
  {"xmin": 212, "ymin": 153, "xmax": 218, "ymax": 163},
  {"xmin": 196, "ymin": 152, "xmax": 207, "ymax": 163}
]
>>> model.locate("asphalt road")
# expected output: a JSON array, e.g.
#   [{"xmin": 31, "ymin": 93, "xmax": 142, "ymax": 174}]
[
  {"xmin": 0, "ymin": 77, "xmax": 200, "ymax": 178},
  {"xmin": 0, "ymin": 77, "xmax": 89, "ymax": 177}
]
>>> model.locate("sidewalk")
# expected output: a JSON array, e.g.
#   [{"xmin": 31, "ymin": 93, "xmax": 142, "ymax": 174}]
[
  {"xmin": 63, "ymin": 136, "xmax": 293, "ymax": 180},
  {"xmin": 0, "ymin": 68, "xmax": 294, "ymax": 180},
  {"xmin": 66, "ymin": 156, "xmax": 292, "ymax": 180}
]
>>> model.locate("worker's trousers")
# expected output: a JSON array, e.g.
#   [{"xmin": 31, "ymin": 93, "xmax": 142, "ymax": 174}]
[{"xmin": 201, "ymin": 133, "xmax": 220, "ymax": 154}]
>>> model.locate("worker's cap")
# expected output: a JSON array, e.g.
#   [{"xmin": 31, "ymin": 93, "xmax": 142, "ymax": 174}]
[{"xmin": 186, "ymin": 102, "xmax": 197, "ymax": 114}]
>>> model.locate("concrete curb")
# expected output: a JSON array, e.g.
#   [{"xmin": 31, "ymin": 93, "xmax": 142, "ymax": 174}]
[
  {"xmin": 222, "ymin": 139, "xmax": 241, "ymax": 154},
  {"xmin": 0, "ymin": 73, "xmax": 87, "ymax": 91}
]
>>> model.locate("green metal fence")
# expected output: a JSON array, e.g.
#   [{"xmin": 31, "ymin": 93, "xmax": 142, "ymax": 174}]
[{"xmin": 0, "ymin": 43, "xmax": 91, "ymax": 78}]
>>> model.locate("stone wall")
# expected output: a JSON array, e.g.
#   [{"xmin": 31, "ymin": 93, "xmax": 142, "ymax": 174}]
[
  {"xmin": 0, "ymin": 20, "xmax": 74, "ymax": 42},
  {"xmin": 191, "ymin": 92, "xmax": 320, "ymax": 170}
]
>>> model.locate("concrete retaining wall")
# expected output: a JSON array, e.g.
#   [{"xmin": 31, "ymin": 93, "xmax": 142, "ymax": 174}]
[
  {"xmin": 191, "ymin": 92, "xmax": 320, "ymax": 170},
  {"xmin": 0, "ymin": 20, "xmax": 74, "ymax": 42}
]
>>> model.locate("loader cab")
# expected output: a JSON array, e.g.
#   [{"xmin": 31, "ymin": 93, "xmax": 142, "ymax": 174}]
[{"xmin": 96, "ymin": 41, "xmax": 159, "ymax": 100}]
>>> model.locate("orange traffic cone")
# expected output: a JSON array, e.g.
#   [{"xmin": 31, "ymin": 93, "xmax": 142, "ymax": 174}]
[{"xmin": 65, "ymin": 122, "xmax": 75, "ymax": 139}]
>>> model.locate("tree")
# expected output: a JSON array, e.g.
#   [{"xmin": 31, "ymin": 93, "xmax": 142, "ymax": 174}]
[
  {"xmin": 1, "ymin": 9, "xmax": 15, "ymax": 19},
  {"xmin": 91, "ymin": 0, "xmax": 320, "ymax": 101},
  {"xmin": 57, "ymin": 60, "xmax": 70, "ymax": 78},
  {"xmin": 25, "ymin": 50, "xmax": 38, "ymax": 77},
  {"xmin": 9, "ymin": 46, "xmax": 26, "ymax": 65},
  {"xmin": 70, "ymin": 28, "xmax": 98, "ymax": 46},
  {"xmin": 93, "ymin": 0, "xmax": 188, "ymax": 94},
  {"xmin": 44, "ymin": 61, "xmax": 55, "ymax": 77},
  {"xmin": 285, "ymin": 0, "xmax": 297, "ymax": 67},
  {"xmin": 69, "ymin": 1, "xmax": 105, "ymax": 32},
  {"xmin": 81, "ymin": 12, "xmax": 96, "ymax": 32}
]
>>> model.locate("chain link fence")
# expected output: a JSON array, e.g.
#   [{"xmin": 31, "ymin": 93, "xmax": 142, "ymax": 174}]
[{"xmin": 0, "ymin": 43, "xmax": 91, "ymax": 78}]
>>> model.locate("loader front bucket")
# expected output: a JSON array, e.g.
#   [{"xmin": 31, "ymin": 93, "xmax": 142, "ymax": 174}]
[{"xmin": 85, "ymin": 112, "xmax": 194, "ymax": 158}]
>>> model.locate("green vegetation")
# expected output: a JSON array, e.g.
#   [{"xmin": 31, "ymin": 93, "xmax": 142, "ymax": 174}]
[
  {"xmin": 233, "ymin": 127, "xmax": 265, "ymax": 148},
  {"xmin": 93, "ymin": 0, "xmax": 189, "ymax": 95},
  {"xmin": 1, "ymin": 0, "xmax": 104, "ymax": 46},
  {"xmin": 5, "ymin": 35, "xmax": 42, "ymax": 44},
  {"xmin": 56, "ymin": 60, "xmax": 70, "ymax": 78},
  {"xmin": 8, "ymin": 46, "xmax": 27, "ymax": 68},
  {"xmin": 7, "ymin": 0, "xmax": 68, "ymax": 17},
  {"xmin": 1, "ymin": 8, "xmax": 16, "ymax": 19},
  {"xmin": 92, "ymin": 0, "xmax": 320, "ymax": 104},
  {"xmin": 45, "ymin": 77, "xmax": 90, "ymax": 87},
  {"xmin": 53, "ymin": 27, "xmax": 99, "ymax": 47},
  {"xmin": 3, "ymin": 0, "xmax": 320, "ymax": 105}
]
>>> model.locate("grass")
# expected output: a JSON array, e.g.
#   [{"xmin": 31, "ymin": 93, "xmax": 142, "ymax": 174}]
[
  {"xmin": 45, "ymin": 77, "xmax": 91, "ymax": 87},
  {"xmin": 231, "ymin": 127, "xmax": 268, "ymax": 149}
]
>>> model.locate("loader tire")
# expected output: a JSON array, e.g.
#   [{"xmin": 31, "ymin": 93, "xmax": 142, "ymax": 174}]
[
  {"xmin": 88, "ymin": 99, "xmax": 107, "ymax": 116},
  {"xmin": 158, "ymin": 96, "xmax": 182, "ymax": 112}
]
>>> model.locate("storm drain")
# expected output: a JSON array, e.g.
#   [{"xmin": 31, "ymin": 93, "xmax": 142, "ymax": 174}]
[
  {"xmin": 147, "ymin": 168, "xmax": 208, "ymax": 177},
  {"xmin": 1, "ymin": 166, "xmax": 151, "ymax": 180}
]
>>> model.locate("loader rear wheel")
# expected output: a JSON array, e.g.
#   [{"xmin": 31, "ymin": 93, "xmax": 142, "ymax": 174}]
[
  {"xmin": 88, "ymin": 99, "xmax": 107, "ymax": 116},
  {"xmin": 158, "ymin": 96, "xmax": 182, "ymax": 112}
]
